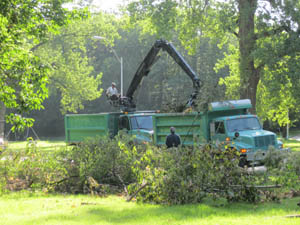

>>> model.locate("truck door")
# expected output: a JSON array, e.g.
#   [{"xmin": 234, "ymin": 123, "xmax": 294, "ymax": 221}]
[
  {"xmin": 210, "ymin": 121, "xmax": 226, "ymax": 146},
  {"xmin": 129, "ymin": 115, "xmax": 153, "ymax": 143},
  {"xmin": 119, "ymin": 116, "xmax": 130, "ymax": 132}
]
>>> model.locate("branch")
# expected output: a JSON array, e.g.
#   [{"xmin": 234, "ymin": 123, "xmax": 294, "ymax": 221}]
[
  {"xmin": 48, "ymin": 175, "xmax": 80, "ymax": 186},
  {"xmin": 257, "ymin": 25, "xmax": 291, "ymax": 40},
  {"xmin": 30, "ymin": 33, "xmax": 93, "ymax": 52},
  {"xmin": 30, "ymin": 42, "xmax": 47, "ymax": 52},
  {"xmin": 229, "ymin": 184, "xmax": 281, "ymax": 189},
  {"xmin": 115, "ymin": 173, "xmax": 129, "ymax": 197},
  {"xmin": 50, "ymin": 77, "xmax": 68, "ymax": 90},
  {"xmin": 233, "ymin": 31, "xmax": 239, "ymax": 38},
  {"xmin": 126, "ymin": 181, "xmax": 148, "ymax": 202},
  {"xmin": 254, "ymin": 62, "xmax": 265, "ymax": 77}
]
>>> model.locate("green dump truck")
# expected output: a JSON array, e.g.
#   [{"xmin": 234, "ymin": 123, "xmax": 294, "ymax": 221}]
[
  {"xmin": 152, "ymin": 99, "xmax": 287, "ymax": 165},
  {"xmin": 65, "ymin": 99, "xmax": 287, "ymax": 166}
]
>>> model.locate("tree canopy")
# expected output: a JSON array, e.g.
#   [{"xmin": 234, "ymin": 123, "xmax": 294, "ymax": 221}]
[
  {"xmin": 2, "ymin": 0, "xmax": 300, "ymax": 136},
  {"xmin": 34, "ymin": 13, "xmax": 120, "ymax": 114},
  {"xmin": 126, "ymin": 0, "xmax": 300, "ymax": 127},
  {"xmin": 0, "ymin": 0, "xmax": 88, "ymax": 130}
]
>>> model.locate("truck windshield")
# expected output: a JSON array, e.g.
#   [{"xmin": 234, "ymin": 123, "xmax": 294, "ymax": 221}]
[
  {"xmin": 226, "ymin": 117, "xmax": 261, "ymax": 132},
  {"xmin": 131, "ymin": 116, "xmax": 153, "ymax": 130}
]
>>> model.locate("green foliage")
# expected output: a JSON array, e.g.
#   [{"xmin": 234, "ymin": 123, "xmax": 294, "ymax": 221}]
[
  {"xmin": 264, "ymin": 148, "xmax": 300, "ymax": 191},
  {"xmin": 127, "ymin": 0, "xmax": 178, "ymax": 40},
  {"xmin": 263, "ymin": 147, "xmax": 287, "ymax": 169},
  {"xmin": 2, "ymin": 137, "xmax": 300, "ymax": 205},
  {"xmin": 257, "ymin": 55, "xmax": 300, "ymax": 127},
  {"xmin": 126, "ymin": 0, "xmax": 300, "ymax": 125},
  {"xmin": 217, "ymin": 44, "xmax": 240, "ymax": 100},
  {"xmin": 71, "ymin": 135, "xmax": 134, "ymax": 186},
  {"xmin": 0, "ymin": 0, "xmax": 88, "ymax": 130},
  {"xmin": 0, "ymin": 44, "xmax": 49, "ymax": 131},
  {"xmin": 53, "ymin": 132, "xmax": 146, "ymax": 194},
  {"xmin": 0, "ymin": 138, "xmax": 68, "ymax": 193},
  {"xmin": 35, "ymin": 13, "xmax": 120, "ymax": 113},
  {"xmin": 124, "ymin": 0, "xmax": 230, "ymax": 110},
  {"xmin": 128, "ymin": 145, "xmax": 262, "ymax": 204}
]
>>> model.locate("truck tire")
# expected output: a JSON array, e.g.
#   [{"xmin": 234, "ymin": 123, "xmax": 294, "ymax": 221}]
[{"xmin": 238, "ymin": 156, "xmax": 248, "ymax": 167}]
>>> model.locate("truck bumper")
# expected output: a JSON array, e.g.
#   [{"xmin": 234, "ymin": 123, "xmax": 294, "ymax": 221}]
[
  {"xmin": 246, "ymin": 148, "xmax": 290, "ymax": 163},
  {"xmin": 246, "ymin": 150, "xmax": 267, "ymax": 162},
  {"xmin": 280, "ymin": 147, "xmax": 291, "ymax": 153}
]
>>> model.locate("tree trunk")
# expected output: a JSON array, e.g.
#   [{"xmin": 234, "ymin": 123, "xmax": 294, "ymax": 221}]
[
  {"xmin": 238, "ymin": 0, "xmax": 260, "ymax": 113},
  {"xmin": 0, "ymin": 101, "xmax": 6, "ymax": 140}
]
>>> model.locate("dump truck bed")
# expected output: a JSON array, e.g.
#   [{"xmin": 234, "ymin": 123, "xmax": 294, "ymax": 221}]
[
  {"xmin": 65, "ymin": 113, "xmax": 120, "ymax": 143},
  {"xmin": 152, "ymin": 112, "xmax": 207, "ymax": 146}
]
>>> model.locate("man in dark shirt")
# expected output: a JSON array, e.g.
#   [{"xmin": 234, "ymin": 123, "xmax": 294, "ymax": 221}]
[{"xmin": 166, "ymin": 127, "xmax": 181, "ymax": 148}]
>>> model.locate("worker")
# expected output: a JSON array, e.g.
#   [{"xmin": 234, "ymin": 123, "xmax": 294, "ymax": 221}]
[
  {"xmin": 106, "ymin": 82, "xmax": 119, "ymax": 100},
  {"xmin": 166, "ymin": 127, "xmax": 181, "ymax": 148}
]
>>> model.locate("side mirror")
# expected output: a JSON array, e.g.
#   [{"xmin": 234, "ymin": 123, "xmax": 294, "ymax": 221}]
[{"xmin": 234, "ymin": 132, "xmax": 240, "ymax": 139}]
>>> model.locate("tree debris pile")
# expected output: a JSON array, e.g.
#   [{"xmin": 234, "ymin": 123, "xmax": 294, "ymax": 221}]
[{"xmin": 0, "ymin": 136, "xmax": 299, "ymax": 205}]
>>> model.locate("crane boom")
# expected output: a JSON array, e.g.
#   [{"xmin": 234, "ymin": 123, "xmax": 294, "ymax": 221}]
[{"xmin": 120, "ymin": 39, "xmax": 202, "ymax": 111}]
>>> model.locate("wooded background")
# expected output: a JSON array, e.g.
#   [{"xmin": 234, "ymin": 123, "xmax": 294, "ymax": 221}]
[{"xmin": 1, "ymin": 0, "xmax": 300, "ymax": 139}]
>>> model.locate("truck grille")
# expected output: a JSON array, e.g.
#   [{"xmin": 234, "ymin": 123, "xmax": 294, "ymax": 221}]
[{"xmin": 254, "ymin": 135, "xmax": 276, "ymax": 148}]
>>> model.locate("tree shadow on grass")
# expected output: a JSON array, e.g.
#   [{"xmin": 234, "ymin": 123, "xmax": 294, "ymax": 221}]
[
  {"xmin": 86, "ymin": 197, "xmax": 300, "ymax": 224},
  {"xmin": 23, "ymin": 197, "xmax": 300, "ymax": 225}
]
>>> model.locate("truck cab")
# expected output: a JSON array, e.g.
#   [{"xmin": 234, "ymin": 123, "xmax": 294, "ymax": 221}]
[
  {"xmin": 119, "ymin": 113, "xmax": 154, "ymax": 143},
  {"xmin": 208, "ymin": 101, "xmax": 285, "ymax": 164}
]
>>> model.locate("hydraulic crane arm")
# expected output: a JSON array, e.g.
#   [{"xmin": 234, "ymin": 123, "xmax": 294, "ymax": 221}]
[{"xmin": 122, "ymin": 39, "xmax": 202, "ymax": 111}]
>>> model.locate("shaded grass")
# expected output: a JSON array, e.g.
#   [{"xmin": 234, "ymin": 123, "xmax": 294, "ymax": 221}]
[{"xmin": 0, "ymin": 192, "xmax": 299, "ymax": 225}]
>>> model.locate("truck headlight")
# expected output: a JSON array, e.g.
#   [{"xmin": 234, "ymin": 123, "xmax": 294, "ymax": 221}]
[
  {"xmin": 240, "ymin": 148, "xmax": 247, "ymax": 154},
  {"xmin": 277, "ymin": 140, "xmax": 284, "ymax": 149}
]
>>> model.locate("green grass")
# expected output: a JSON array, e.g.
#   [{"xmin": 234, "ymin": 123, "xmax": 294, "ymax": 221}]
[
  {"xmin": 6, "ymin": 140, "xmax": 66, "ymax": 152},
  {"xmin": 0, "ymin": 192, "xmax": 299, "ymax": 225},
  {"xmin": 282, "ymin": 139, "xmax": 300, "ymax": 152},
  {"xmin": 279, "ymin": 129, "xmax": 300, "ymax": 151}
]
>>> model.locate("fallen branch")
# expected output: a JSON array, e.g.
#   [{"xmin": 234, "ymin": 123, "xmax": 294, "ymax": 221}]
[
  {"xmin": 115, "ymin": 173, "xmax": 129, "ymax": 197},
  {"xmin": 126, "ymin": 181, "xmax": 148, "ymax": 202},
  {"xmin": 48, "ymin": 175, "xmax": 79, "ymax": 186},
  {"xmin": 229, "ymin": 185, "xmax": 281, "ymax": 189},
  {"xmin": 286, "ymin": 215, "xmax": 300, "ymax": 218}
]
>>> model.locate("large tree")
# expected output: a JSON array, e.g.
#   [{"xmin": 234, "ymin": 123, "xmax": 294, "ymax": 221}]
[
  {"xmin": 216, "ymin": 0, "xmax": 300, "ymax": 112},
  {"xmin": 126, "ymin": 0, "xmax": 300, "ymax": 125},
  {"xmin": 0, "ymin": 0, "xmax": 87, "ymax": 133},
  {"xmin": 214, "ymin": 0, "xmax": 300, "ymax": 129}
]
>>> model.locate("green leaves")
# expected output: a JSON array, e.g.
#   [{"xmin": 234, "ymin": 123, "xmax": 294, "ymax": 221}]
[
  {"xmin": 127, "ymin": 0, "xmax": 179, "ymax": 40},
  {"xmin": 0, "ymin": 46, "xmax": 49, "ymax": 130},
  {"xmin": 0, "ymin": 0, "xmax": 84, "ymax": 130},
  {"xmin": 33, "ymin": 12, "xmax": 122, "ymax": 114}
]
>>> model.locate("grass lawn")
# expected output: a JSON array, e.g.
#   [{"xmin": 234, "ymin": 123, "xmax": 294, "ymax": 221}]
[
  {"xmin": 279, "ymin": 129, "xmax": 300, "ymax": 151},
  {"xmin": 0, "ymin": 192, "xmax": 299, "ymax": 225},
  {"xmin": 5, "ymin": 138, "xmax": 300, "ymax": 152},
  {"xmin": 5, "ymin": 140, "xmax": 66, "ymax": 152},
  {"xmin": 282, "ymin": 139, "xmax": 300, "ymax": 152}
]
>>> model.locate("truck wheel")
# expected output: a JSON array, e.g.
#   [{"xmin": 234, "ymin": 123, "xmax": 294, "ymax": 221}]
[{"xmin": 238, "ymin": 157, "xmax": 248, "ymax": 167}]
